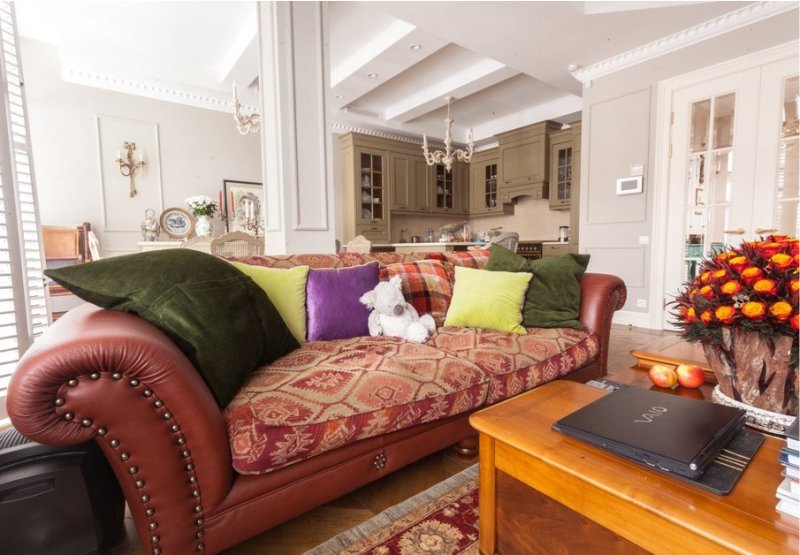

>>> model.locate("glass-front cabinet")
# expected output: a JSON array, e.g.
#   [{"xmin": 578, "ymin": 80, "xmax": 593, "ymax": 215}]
[
  {"xmin": 359, "ymin": 150, "xmax": 384, "ymax": 222},
  {"xmin": 548, "ymin": 128, "xmax": 574, "ymax": 210},
  {"xmin": 433, "ymin": 165, "xmax": 454, "ymax": 211},
  {"xmin": 469, "ymin": 149, "xmax": 505, "ymax": 216}
]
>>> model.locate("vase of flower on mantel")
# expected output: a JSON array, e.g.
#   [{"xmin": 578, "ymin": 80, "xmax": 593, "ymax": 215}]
[
  {"xmin": 185, "ymin": 195, "xmax": 218, "ymax": 237},
  {"xmin": 673, "ymin": 235, "xmax": 798, "ymax": 435}
]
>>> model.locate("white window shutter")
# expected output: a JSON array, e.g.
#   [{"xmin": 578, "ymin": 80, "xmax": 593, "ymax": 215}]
[{"xmin": 0, "ymin": 1, "xmax": 47, "ymax": 405}]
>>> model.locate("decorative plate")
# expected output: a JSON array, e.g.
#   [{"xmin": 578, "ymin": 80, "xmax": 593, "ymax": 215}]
[{"xmin": 159, "ymin": 208, "xmax": 195, "ymax": 239}]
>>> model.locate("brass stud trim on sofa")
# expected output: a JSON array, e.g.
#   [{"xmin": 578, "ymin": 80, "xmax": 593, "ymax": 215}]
[
  {"xmin": 81, "ymin": 418, "xmax": 92, "ymax": 427},
  {"xmin": 111, "ymin": 372, "xmax": 122, "ymax": 380},
  {"xmin": 195, "ymin": 518, "xmax": 203, "ymax": 526},
  {"xmin": 135, "ymin": 479, "xmax": 144, "ymax": 488},
  {"xmin": 177, "ymin": 438, "xmax": 186, "ymax": 446},
  {"xmin": 63, "ymin": 412, "xmax": 74, "ymax": 421},
  {"xmin": 109, "ymin": 439, "xmax": 120, "ymax": 448},
  {"xmin": 154, "ymin": 400, "xmax": 164, "ymax": 408},
  {"xmin": 120, "ymin": 452, "xmax": 130, "ymax": 461},
  {"xmin": 153, "ymin": 548, "xmax": 161, "ymax": 555},
  {"xmin": 54, "ymin": 397, "xmax": 65, "ymax": 406},
  {"xmin": 186, "ymin": 463, "xmax": 194, "ymax": 471},
  {"xmin": 149, "ymin": 522, "xmax": 158, "ymax": 531},
  {"xmin": 67, "ymin": 379, "xmax": 78, "ymax": 387},
  {"xmin": 192, "ymin": 490, "xmax": 200, "ymax": 498},
  {"xmin": 194, "ymin": 504, "xmax": 202, "ymax": 513},
  {"xmin": 151, "ymin": 534, "xmax": 160, "ymax": 544},
  {"xmin": 89, "ymin": 372, "xmax": 101, "ymax": 380},
  {"xmin": 145, "ymin": 508, "xmax": 155, "ymax": 517},
  {"xmin": 195, "ymin": 531, "xmax": 204, "ymax": 539},
  {"xmin": 96, "ymin": 427, "xmax": 107, "ymax": 436},
  {"xmin": 128, "ymin": 466, "xmax": 139, "ymax": 475},
  {"xmin": 196, "ymin": 543, "xmax": 204, "ymax": 551},
  {"xmin": 143, "ymin": 389, "xmax": 153, "ymax": 397},
  {"xmin": 141, "ymin": 493, "xmax": 150, "ymax": 503},
  {"xmin": 163, "ymin": 412, "xmax": 172, "ymax": 420},
  {"xmin": 129, "ymin": 378, "xmax": 140, "ymax": 387},
  {"xmin": 171, "ymin": 424, "xmax": 180, "ymax": 433},
  {"xmin": 189, "ymin": 476, "xmax": 197, "ymax": 484},
  {"xmin": 182, "ymin": 450, "xmax": 191, "ymax": 458}
]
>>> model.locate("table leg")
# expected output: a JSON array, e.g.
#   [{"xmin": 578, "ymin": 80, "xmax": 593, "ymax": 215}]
[{"xmin": 478, "ymin": 434, "xmax": 496, "ymax": 555}]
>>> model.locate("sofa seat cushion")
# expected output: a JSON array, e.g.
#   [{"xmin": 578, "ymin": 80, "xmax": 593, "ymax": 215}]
[
  {"xmin": 427, "ymin": 327, "xmax": 599, "ymax": 404},
  {"xmin": 224, "ymin": 336, "xmax": 490, "ymax": 474}
]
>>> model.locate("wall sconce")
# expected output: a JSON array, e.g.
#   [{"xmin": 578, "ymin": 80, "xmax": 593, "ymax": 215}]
[
  {"xmin": 232, "ymin": 83, "xmax": 261, "ymax": 135},
  {"xmin": 115, "ymin": 141, "xmax": 146, "ymax": 197}
]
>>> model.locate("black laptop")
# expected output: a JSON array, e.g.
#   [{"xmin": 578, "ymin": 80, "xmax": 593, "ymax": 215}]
[{"xmin": 552, "ymin": 387, "xmax": 746, "ymax": 480}]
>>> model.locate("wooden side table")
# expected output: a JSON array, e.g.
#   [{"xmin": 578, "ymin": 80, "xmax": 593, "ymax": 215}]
[{"xmin": 469, "ymin": 381, "xmax": 798, "ymax": 555}]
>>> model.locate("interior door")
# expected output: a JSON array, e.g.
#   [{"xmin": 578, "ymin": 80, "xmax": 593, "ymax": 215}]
[{"xmin": 663, "ymin": 68, "xmax": 760, "ymax": 327}]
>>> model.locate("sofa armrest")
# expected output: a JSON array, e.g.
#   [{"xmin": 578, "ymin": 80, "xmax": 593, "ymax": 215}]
[
  {"xmin": 578, "ymin": 273, "xmax": 627, "ymax": 377},
  {"xmin": 8, "ymin": 304, "xmax": 233, "ymax": 554}
]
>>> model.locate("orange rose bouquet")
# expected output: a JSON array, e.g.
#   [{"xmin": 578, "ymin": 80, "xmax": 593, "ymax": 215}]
[{"xmin": 673, "ymin": 235, "xmax": 799, "ymax": 367}]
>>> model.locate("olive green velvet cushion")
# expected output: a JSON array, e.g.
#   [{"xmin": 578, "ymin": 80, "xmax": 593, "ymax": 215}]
[
  {"xmin": 487, "ymin": 244, "xmax": 590, "ymax": 330},
  {"xmin": 44, "ymin": 249, "xmax": 298, "ymax": 407}
]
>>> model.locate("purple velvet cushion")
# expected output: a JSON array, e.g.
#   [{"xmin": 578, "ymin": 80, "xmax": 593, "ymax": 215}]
[{"xmin": 306, "ymin": 262, "xmax": 379, "ymax": 341}]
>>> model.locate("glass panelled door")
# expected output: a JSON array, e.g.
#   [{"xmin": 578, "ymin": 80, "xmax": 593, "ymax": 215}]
[
  {"xmin": 775, "ymin": 75, "xmax": 799, "ymax": 236},
  {"xmin": 683, "ymin": 93, "xmax": 738, "ymax": 281}
]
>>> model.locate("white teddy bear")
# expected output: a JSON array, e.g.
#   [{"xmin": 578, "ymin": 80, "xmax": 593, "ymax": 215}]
[{"xmin": 359, "ymin": 275, "xmax": 436, "ymax": 343}]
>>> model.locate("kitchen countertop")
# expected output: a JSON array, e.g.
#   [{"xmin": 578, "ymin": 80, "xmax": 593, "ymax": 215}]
[{"xmin": 379, "ymin": 241, "xmax": 484, "ymax": 247}]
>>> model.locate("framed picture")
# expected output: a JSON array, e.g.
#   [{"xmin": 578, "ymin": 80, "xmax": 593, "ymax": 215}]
[
  {"xmin": 223, "ymin": 180, "xmax": 263, "ymax": 233},
  {"xmin": 159, "ymin": 207, "xmax": 194, "ymax": 239}
]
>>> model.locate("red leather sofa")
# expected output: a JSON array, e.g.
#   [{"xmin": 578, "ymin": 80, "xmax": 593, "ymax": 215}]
[{"xmin": 8, "ymin": 252, "xmax": 625, "ymax": 554}]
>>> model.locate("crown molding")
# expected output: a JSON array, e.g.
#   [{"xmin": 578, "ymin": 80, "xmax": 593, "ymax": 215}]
[
  {"xmin": 330, "ymin": 122, "xmax": 452, "ymax": 149},
  {"xmin": 571, "ymin": 1, "xmax": 797, "ymax": 86},
  {"xmin": 62, "ymin": 67, "xmax": 259, "ymax": 114}
]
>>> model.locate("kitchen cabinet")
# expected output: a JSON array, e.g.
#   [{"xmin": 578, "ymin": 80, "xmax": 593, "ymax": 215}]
[
  {"xmin": 548, "ymin": 128, "xmax": 573, "ymax": 210},
  {"xmin": 469, "ymin": 149, "xmax": 509, "ymax": 216},
  {"xmin": 542, "ymin": 243, "xmax": 574, "ymax": 258},
  {"xmin": 432, "ymin": 164, "xmax": 455, "ymax": 212},
  {"xmin": 390, "ymin": 152, "xmax": 413, "ymax": 211},
  {"xmin": 456, "ymin": 162, "xmax": 470, "ymax": 214},
  {"xmin": 340, "ymin": 133, "xmax": 390, "ymax": 243},
  {"xmin": 497, "ymin": 121, "xmax": 560, "ymax": 201},
  {"xmin": 412, "ymin": 156, "xmax": 432, "ymax": 213}
]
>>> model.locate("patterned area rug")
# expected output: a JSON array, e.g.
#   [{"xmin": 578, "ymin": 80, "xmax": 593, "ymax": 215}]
[{"xmin": 304, "ymin": 465, "xmax": 479, "ymax": 555}]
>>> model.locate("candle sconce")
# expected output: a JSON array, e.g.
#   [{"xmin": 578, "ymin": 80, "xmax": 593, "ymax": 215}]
[{"xmin": 115, "ymin": 142, "xmax": 146, "ymax": 197}]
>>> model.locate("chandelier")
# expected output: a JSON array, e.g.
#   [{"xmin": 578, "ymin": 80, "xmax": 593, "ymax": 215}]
[
  {"xmin": 422, "ymin": 96, "xmax": 474, "ymax": 172},
  {"xmin": 232, "ymin": 83, "xmax": 261, "ymax": 135}
]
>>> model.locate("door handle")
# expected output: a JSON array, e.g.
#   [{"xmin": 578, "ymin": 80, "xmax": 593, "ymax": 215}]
[
  {"xmin": 754, "ymin": 227, "xmax": 777, "ymax": 235},
  {"xmin": 724, "ymin": 228, "xmax": 746, "ymax": 235}
]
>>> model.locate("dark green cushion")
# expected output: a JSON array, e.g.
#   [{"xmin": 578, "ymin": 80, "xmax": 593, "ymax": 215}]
[
  {"xmin": 487, "ymin": 244, "xmax": 590, "ymax": 330},
  {"xmin": 45, "ymin": 249, "xmax": 298, "ymax": 407}
]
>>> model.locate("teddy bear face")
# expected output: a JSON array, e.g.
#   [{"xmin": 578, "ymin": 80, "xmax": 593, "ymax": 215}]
[{"xmin": 370, "ymin": 280, "xmax": 407, "ymax": 316}]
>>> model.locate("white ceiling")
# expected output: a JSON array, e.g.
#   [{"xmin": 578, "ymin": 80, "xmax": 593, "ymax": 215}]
[{"xmin": 14, "ymin": 1, "xmax": 796, "ymax": 146}]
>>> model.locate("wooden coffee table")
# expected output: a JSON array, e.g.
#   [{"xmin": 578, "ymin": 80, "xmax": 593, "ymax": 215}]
[{"xmin": 469, "ymin": 380, "xmax": 798, "ymax": 555}]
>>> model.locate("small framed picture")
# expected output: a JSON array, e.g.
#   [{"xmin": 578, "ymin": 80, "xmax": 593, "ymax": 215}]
[
  {"xmin": 159, "ymin": 207, "xmax": 194, "ymax": 239},
  {"xmin": 223, "ymin": 180, "xmax": 262, "ymax": 233}
]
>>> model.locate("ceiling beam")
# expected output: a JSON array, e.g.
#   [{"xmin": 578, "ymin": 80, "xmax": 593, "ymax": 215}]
[
  {"xmin": 331, "ymin": 20, "xmax": 415, "ymax": 87},
  {"xmin": 384, "ymin": 61, "xmax": 518, "ymax": 123}
]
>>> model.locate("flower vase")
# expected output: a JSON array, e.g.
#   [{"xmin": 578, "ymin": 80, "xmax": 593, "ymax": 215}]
[
  {"xmin": 195, "ymin": 215, "xmax": 213, "ymax": 237},
  {"xmin": 702, "ymin": 327, "xmax": 798, "ymax": 435}
]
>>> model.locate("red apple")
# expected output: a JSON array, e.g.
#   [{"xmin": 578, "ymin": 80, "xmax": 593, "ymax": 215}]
[
  {"xmin": 675, "ymin": 364, "xmax": 705, "ymax": 389},
  {"xmin": 648, "ymin": 364, "xmax": 678, "ymax": 388}
]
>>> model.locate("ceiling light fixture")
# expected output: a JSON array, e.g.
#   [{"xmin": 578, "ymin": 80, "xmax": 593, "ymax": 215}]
[
  {"xmin": 367, "ymin": 72, "xmax": 378, "ymax": 78},
  {"xmin": 409, "ymin": 44, "xmax": 422, "ymax": 50},
  {"xmin": 422, "ymin": 96, "xmax": 474, "ymax": 173},
  {"xmin": 232, "ymin": 83, "xmax": 260, "ymax": 135},
  {"xmin": 335, "ymin": 94, "xmax": 345, "ymax": 99}
]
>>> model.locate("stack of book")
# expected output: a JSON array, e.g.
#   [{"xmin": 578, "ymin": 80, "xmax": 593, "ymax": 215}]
[{"xmin": 777, "ymin": 418, "xmax": 799, "ymax": 518}]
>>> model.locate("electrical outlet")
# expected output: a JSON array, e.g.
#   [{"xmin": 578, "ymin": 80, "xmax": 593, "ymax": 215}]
[
  {"xmin": 636, "ymin": 299, "xmax": 647, "ymax": 308},
  {"xmin": 639, "ymin": 235, "xmax": 649, "ymax": 245}
]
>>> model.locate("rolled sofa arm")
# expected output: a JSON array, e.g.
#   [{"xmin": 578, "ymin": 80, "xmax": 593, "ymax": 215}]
[
  {"xmin": 8, "ymin": 304, "xmax": 232, "ymax": 554},
  {"xmin": 578, "ymin": 273, "xmax": 627, "ymax": 377}
]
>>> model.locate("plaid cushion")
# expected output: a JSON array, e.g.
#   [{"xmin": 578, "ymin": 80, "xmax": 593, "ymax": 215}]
[
  {"xmin": 424, "ymin": 250, "xmax": 491, "ymax": 269},
  {"xmin": 425, "ymin": 250, "xmax": 491, "ymax": 282},
  {"xmin": 379, "ymin": 260, "xmax": 453, "ymax": 326}
]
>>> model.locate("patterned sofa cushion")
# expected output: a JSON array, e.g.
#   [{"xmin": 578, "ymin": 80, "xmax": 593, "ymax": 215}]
[
  {"xmin": 224, "ymin": 336, "xmax": 489, "ymax": 474},
  {"xmin": 424, "ymin": 250, "xmax": 491, "ymax": 269},
  {"xmin": 228, "ymin": 252, "xmax": 424, "ymax": 269},
  {"xmin": 379, "ymin": 260, "xmax": 453, "ymax": 326},
  {"xmin": 428, "ymin": 327, "xmax": 599, "ymax": 404}
]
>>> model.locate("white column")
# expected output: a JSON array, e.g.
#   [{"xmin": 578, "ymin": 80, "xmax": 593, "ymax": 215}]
[{"xmin": 258, "ymin": 1, "xmax": 335, "ymax": 254}]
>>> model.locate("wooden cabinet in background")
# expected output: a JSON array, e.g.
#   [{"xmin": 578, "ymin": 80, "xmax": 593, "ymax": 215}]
[
  {"xmin": 469, "ymin": 149, "xmax": 510, "ymax": 216},
  {"xmin": 389, "ymin": 152, "xmax": 413, "ymax": 211},
  {"xmin": 433, "ymin": 164, "xmax": 455, "ymax": 212},
  {"xmin": 548, "ymin": 124, "xmax": 581, "ymax": 210},
  {"xmin": 412, "ymin": 156, "xmax": 432, "ymax": 213},
  {"xmin": 341, "ymin": 134, "xmax": 390, "ymax": 243},
  {"xmin": 456, "ymin": 162, "xmax": 470, "ymax": 215},
  {"xmin": 497, "ymin": 121, "xmax": 560, "ymax": 202}
]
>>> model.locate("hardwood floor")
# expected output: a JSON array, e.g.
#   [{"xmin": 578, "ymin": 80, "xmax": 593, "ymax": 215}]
[{"xmin": 108, "ymin": 324, "xmax": 672, "ymax": 554}]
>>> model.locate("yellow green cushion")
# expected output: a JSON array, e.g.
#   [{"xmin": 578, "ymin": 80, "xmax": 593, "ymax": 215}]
[
  {"xmin": 443, "ymin": 266, "xmax": 532, "ymax": 334},
  {"xmin": 230, "ymin": 262, "xmax": 310, "ymax": 343}
]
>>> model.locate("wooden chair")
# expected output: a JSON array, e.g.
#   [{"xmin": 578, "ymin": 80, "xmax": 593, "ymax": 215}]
[
  {"xmin": 180, "ymin": 236, "xmax": 213, "ymax": 253},
  {"xmin": 345, "ymin": 235, "xmax": 371, "ymax": 253},
  {"xmin": 209, "ymin": 231, "xmax": 264, "ymax": 257}
]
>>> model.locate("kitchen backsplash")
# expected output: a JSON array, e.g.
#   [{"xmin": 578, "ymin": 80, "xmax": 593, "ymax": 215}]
[{"xmin": 390, "ymin": 196, "xmax": 570, "ymax": 242}]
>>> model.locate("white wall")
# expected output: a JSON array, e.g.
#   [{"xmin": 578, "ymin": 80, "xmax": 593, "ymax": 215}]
[
  {"xmin": 22, "ymin": 39, "xmax": 262, "ymax": 256},
  {"xmin": 579, "ymin": 13, "xmax": 799, "ymax": 328}
]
